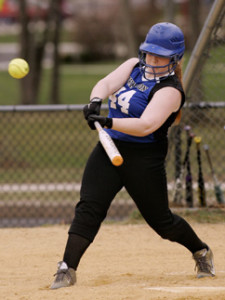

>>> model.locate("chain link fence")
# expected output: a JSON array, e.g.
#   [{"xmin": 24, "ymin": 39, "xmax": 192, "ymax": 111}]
[
  {"xmin": 0, "ymin": 101, "xmax": 224, "ymax": 227},
  {"xmin": 0, "ymin": 105, "xmax": 137, "ymax": 227},
  {"xmin": 169, "ymin": 1, "xmax": 225, "ymax": 208}
]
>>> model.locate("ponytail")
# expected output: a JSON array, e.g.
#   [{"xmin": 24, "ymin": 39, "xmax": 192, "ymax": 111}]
[
  {"xmin": 173, "ymin": 60, "xmax": 184, "ymax": 125},
  {"xmin": 175, "ymin": 60, "xmax": 183, "ymax": 87}
]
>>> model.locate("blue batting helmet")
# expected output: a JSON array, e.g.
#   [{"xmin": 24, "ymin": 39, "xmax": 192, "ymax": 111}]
[{"xmin": 139, "ymin": 22, "xmax": 185, "ymax": 78}]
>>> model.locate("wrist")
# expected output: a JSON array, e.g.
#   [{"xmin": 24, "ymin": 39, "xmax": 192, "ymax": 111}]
[
  {"xmin": 105, "ymin": 118, "xmax": 113, "ymax": 129},
  {"xmin": 90, "ymin": 97, "xmax": 102, "ymax": 103}
]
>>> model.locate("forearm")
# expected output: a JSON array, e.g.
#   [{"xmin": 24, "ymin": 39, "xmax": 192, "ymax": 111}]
[
  {"xmin": 111, "ymin": 88, "xmax": 182, "ymax": 136},
  {"xmin": 90, "ymin": 79, "xmax": 110, "ymax": 101},
  {"xmin": 112, "ymin": 118, "xmax": 158, "ymax": 137}
]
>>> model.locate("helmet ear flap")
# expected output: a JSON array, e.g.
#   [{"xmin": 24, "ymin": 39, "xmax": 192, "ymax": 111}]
[
  {"xmin": 138, "ymin": 50, "xmax": 146, "ymax": 59},
  {"xmin": 172, "ymin": 55, "xmax": 178, "ymax": 62},
  {"xmin": 169, "ymin": 58, "xmax": 177, "ymax": 72},
  {"xmin": 138, "ymin": 50, "xmax": 146, "ymax": 67}
]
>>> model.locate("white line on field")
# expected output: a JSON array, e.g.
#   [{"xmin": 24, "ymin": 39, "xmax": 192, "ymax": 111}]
[
  {"xmin": 0, "ymin": 183, "xmax": 81, "ymax": 192},
  {"xmin": 145, "ymin": 286, "xmax": 225, "ymax": 293},
  {"xmin": 0, "ymin": 182, "xmax": 224, "ymax": 193}
]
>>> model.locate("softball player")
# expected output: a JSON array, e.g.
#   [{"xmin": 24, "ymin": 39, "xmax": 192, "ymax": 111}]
[{"xmin": 50, "ymin": 22, "xmax": 215, "ymax": 289}]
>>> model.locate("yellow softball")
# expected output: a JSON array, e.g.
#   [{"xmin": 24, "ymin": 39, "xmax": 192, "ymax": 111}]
[
  {"xmin": 194, "ymin": 136, "xmax": 202, "ymax": 144},
  {"xmin": 8, "ymin": 58, "xmax": 29, "ymax": 79}
]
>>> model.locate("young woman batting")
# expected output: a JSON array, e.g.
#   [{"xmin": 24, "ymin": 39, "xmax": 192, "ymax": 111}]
[{"xmin": 50, "ymin": 22, "xmax": 215, "ymax": 289}]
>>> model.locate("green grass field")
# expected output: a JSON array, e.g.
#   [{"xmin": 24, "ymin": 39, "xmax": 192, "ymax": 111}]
[{"xmin": 0, "ymin": 62, "xmax": 121, "ymax": 105}]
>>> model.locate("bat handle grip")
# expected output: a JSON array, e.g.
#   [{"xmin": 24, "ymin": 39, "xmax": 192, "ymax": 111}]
[{"xmin": 94, "ymin": 121, "xmax": 101, "ymax": 131}]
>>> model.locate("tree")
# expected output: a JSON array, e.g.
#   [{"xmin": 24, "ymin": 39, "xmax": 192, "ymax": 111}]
[
  {"xmin": 19, "ymin": 0, "xmax": 62, "ymax": 104},
  {"xmin": 164, "ymin": 0, "xmax": 176, "ymax": 23},
  {"xmin": 120, "ymin": 0, "xmax": 137, "ymax": 57},
  {"xmin": 49, "ymin": 0, "xmax": 62, "ymax": 104},
  {"xmin": 189, "ymin": 0, "xmax": 201, "ymax": 49}
]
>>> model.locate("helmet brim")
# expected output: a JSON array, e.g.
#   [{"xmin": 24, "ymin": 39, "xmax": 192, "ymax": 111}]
[{"xmin": 140, "ymin": 42, "xmax": 183, "ymax": 59}]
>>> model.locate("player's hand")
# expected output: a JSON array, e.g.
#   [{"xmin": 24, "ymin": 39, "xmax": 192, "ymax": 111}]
[
  {"xmin": 87, "ymin": 114, "xmax": 113, "ymax": 130},
  {"xmin": 83, "ymin": 97, "xmax": 102, "ymax": 120}
]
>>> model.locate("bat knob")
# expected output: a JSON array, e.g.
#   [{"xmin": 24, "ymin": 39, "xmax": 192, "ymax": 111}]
[{"xmin": 112, "ymin": 156, "xmax": 123, "ymax": 166}]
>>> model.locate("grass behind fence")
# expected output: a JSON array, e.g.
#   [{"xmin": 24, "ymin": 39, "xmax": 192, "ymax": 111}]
[
  {"xmin": 0, "ymin": 63, "xmax": 119, "ymax": 105},
  {"xmin": 0, "ymin": 45, "xmax": 224, "ymax": 105}
]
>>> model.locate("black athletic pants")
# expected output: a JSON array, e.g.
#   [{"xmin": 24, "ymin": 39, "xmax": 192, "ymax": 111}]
[{"xmin": 69, "ymin": 139, "xmax": 207, "ymax": 254}]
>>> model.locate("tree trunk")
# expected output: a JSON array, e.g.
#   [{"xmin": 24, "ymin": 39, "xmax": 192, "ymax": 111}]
[
  {"xmin": 19, "ymin": 0, "xmax": 33, "ymax": 104},
  {"xmin": 49, "ymin": 0, "xmax": 62, "ymax": 104},
  {"xmin": 120, "ymin": 0, "xmax": 137, "ymax": 58},
  {"xmin": 18, "ymin": 0, "xmax": 55, "ymax": 105},
  {"xmin": 189, "ymin": 0, "xmax": 201, "ymax": 50},
  {"xmin": 164, "ymin": 0, "xmax": 176, "ymax": 23}
]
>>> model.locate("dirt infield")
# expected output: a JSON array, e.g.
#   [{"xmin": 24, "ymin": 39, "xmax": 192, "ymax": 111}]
[{"xmin": 1, "ymin": 222, "xmax": 225, "ymax": 300}]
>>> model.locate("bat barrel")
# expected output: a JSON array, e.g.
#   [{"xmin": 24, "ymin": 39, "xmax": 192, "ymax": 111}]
[{"xmin": 94, "ymin": 121, "xmax": 123, "ymax": 167}]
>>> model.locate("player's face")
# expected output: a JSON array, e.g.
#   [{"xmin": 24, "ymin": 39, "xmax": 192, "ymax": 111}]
[{"xmin": 145, "ymin": 54, "xmax": 170, "ymax": 77}]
